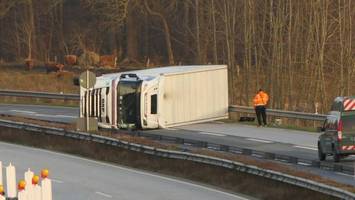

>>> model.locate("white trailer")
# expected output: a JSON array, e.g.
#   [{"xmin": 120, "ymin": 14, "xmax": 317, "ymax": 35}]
[{"xmin": 80, "ymin": 65, "xmax": 229, "ymax": 129}]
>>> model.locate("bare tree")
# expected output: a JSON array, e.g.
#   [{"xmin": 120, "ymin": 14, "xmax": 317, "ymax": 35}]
[{"xmin": 144, "ymin": 0, "xmax": 175, "ymax": 65}]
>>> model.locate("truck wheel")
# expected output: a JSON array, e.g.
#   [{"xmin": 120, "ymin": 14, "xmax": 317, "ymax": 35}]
[
  {"xmin": 318, "ymin": 143, "xmax": 326, "ymax": 161},
  {"xmin": 333, "ymin": 152, "xmax": 341, "ymax": 162}
]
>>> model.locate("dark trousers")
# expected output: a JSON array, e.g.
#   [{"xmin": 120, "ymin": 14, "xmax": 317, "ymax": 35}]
[{"xmin": 255, "ymin": 106, "xmax": 267, "ymax": 126}]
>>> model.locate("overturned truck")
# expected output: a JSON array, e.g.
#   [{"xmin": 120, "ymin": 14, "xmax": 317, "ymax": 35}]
[{"xmin": 80, "ymin": 65, "xmax": 229, "ymax": 129}]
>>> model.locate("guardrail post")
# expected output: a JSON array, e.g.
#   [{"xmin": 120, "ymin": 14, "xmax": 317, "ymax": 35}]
[
  {"xmin": 220, "ymin": 145, "xmax": 229, "ymax": 152},
  {"xmin": 264, "ymin": 152, "xmax": 276, "ymax": 160},
  {"xmin": 175, "ymin": 138, "xmax": 184, "ymax": 144},
  {"xmin": 242, "ymin": 148, "xmax": 252, "ymax": 156},
  {"xmin": 288, "ymin": 157, "xmax": 298, "ymax": 164},
  {"xmin": 200, "ymin": 142, "xmax": 208, "ymax": 148},
  {"xmin": 333, "ymin": 164, "xmax": 342, "ymax": 172},
  {"xmin": 311, "ymin": 160, "xmax": 320, "ymax": 168}
]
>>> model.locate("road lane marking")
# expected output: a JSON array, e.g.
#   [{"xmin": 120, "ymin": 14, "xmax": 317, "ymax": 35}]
[
  {"xmin": 95, "ymin": 191, "xmax": 112, "ymax": 198},
  {"xmin": 298, "ymin": 162, "xmax": 311, "ymax": 166},
  {"xmin": 164, "ymin": 128, "xmax": 178, "ymax": 131},
  {"xmin": 198, "ymin": 132, "xmax": 226, "ymax": 137},
  {"xmin": 9, "ymin": 110, "xmax": 76, "ymax": 119},
  {"xmin": 51, "ymin": 178, "xmax": 64, "ymax": 183},
  {"xmin": 293, "ymin": 145, "xmax": 318, "ymax": 151},
  {"xmin": 335, "ymin": 172, "xmax": 355, "ymax": 178},
  {"xmin": 246, "ymin": 138, "xmax": 273, "ymax": 144},
  {"xmin": 55, "ymin": 115, "xmax": 77, "ymax": 118},
  {"xmin": 0, "ymin": 142, "xmax": 248, "ymax": 200},
  {"xmin": 33, "ymin": 114, "xmax": 58, "ymax": 118},
  {"xmin": 10, "ymin": 110, "xmax": 36, "ymax": 114}
]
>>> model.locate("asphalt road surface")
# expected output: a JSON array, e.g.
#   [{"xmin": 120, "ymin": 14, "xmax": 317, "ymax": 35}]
[
  {"xmin": 0, "ymin": 141, "xmax": 249, "ymax": 200},
  {"xmin": 0, "ymin": 104, "xmax": 354, "ymax": 186}
]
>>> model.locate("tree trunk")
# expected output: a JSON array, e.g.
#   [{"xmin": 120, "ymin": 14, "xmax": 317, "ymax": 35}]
[
  {"xmin": 127, "ymin": 1, "xmax": 139, "ymax": 62},
  {"xmin": 144, "ymin": 0, "xmax": 174, "ymax": 65}
]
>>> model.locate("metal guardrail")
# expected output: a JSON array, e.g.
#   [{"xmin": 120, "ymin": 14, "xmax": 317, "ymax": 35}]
[
  {"xmin": 229, "ymin": 105, "xmax": 328, "ymax": 121},
  {"xmin": 0, "ymin": 90, "xmax": 79, "ymax": 101},
  {"xmin": 0, "ymin": 90, "xmax": 328, "ymax": 121},
  {"xmin": 0, "ymin": 119, "xmax": 353, "ymax": 199},
  {"xmin": 122, "ymin": 130, "xmax": 355, "ymax": 176}
]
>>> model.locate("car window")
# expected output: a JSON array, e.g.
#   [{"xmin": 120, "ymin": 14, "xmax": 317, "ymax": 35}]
[
  {"xmin": 325, "ymin": 116, "xmax": 337, "ymax": 130},
  {"xmin": 331, "ymin": 102, "xmax": 343, "ymax": 111}
]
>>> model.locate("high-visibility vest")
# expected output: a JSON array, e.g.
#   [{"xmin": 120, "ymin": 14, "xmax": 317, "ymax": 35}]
[{"xmin": 253, "ymin": 91, "xmax": 269, "ymax": 106}]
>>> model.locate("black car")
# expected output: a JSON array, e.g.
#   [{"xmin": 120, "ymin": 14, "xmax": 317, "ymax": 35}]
[{"xmin": 318, "ymin": 97, "xmax": 355, "ymax": 162}]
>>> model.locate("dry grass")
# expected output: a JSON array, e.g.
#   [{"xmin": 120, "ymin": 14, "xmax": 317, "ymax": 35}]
[
  {"xmin": 0, "ymin": 69, "xmax": 78, "ymax": 93},
  {"xmin": 0, "ymin": 126, "xmax": 339, "ymax": 200},
  {"xmin": 0, "ymin": 68, "xmax": 79, "ymax": 106}
]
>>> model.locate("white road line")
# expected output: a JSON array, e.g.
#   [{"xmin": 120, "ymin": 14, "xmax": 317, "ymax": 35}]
[
  {"xmin": 0, "ymin": 142, "xmax": 248, "ymax": 200},
  {"xmin": 51, "ymin": 178, "xmax": 64, "ymax": 183},
  {"xmin": 164, "ymin": 128, "xmax": 178, "ymax": 131},
  {"xmin": 335, "ymin": 172, "xmax": 355, "ymax": 178},
  {"xmin": 9, "ymin": 110, "xmax": 76, "ymax": 119},
  {"xmin": 95, "ymin": 191, "xmax": 112, "ymax": 198},
  {"xmin": 298, "ymin": 162, "xmax": 311, "ymax": 166},
  {"xmin": 33, "ymin": 114, "xmax": 57, "ymax": 118},
  {"xmin": 10, "ymin": 110, "xmax": 36, "ymax": 114},
  {"xmin": 246, "ymin": 138, "xmax": 273, "ymax": 144},
  {"xmin": 198, "ymin": 132, "xmax": 226, "ymax": 137},
  {"xmin": 293, "ymin": 145, "xmax": 318, "ymax": 151},
  {"xmin": 55, "ymin": 115, "xmax": 77, "ymax": 118}
]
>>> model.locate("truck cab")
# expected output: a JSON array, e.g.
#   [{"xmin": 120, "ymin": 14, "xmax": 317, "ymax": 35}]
[{"xmin": 117, "ymin": 73, "xmax": 159, "ymax": 129}]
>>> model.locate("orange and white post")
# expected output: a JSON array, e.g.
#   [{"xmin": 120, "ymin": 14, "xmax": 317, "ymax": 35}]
[
  {"xmin": 18, "ymin": 180, "xmax": 27, "ymax": 200},
  {"xmin": 32, "ymin": 175, "xmax": 41, "ymax": 200},
  {"xmin": 24, "ymin": 169, "xmax": 34, "ymax": 200},
  {"xmin": 0, "ymin": 184, "xmax": 5, "ymax": 200},
  {"xmin": 41, "ymin": 169, "xmax": 52, "ymax": 200}
]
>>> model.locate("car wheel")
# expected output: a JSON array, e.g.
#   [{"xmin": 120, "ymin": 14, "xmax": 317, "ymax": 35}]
[
  {"xmin": 318, "ymin": 143, "xmax": 326, "ymax": 161},
  {"xmin": 333, "ymin": 152, "xmax": 341, "ymax": 162}
]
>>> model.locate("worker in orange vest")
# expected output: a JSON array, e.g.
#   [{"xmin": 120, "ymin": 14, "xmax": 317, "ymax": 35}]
[{"xmin": 253, "ymin": 89, "xmax": 269, "ymax": 127}]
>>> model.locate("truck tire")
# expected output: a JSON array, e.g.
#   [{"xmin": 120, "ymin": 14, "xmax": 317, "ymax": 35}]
[{"xmin": 318, "ymin": 143, "xmax": 326, "ymax": 161}]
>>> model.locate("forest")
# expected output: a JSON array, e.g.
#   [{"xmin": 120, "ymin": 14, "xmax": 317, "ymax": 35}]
[{"xmin": 0, "ymin": 0, "xmax": 354, "ymax": 113}]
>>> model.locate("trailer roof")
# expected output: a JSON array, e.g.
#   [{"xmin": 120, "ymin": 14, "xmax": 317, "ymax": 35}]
[{"xmin": 100, "ymin": 65, "xmax": 227, "ymax": 80}]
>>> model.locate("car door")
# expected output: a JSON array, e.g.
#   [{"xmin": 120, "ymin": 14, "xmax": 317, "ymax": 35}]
[{"xmin": 322, "ymin": 116, "xmax": 337, "ymax": 153}]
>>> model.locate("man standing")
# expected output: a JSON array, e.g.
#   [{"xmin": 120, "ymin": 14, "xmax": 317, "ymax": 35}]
[{"xmin": 253, "ymin": 89, "xmax": 269, "ymax": 127}]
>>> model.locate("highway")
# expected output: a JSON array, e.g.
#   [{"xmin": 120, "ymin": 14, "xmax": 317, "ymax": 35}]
[
  {"xmin": 0, "ymin": 141, "xmax": 248, "ymax": 200},
  {"xmin": 0, "ymin": 104, "xmax": 354, "ymax": 186}
]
